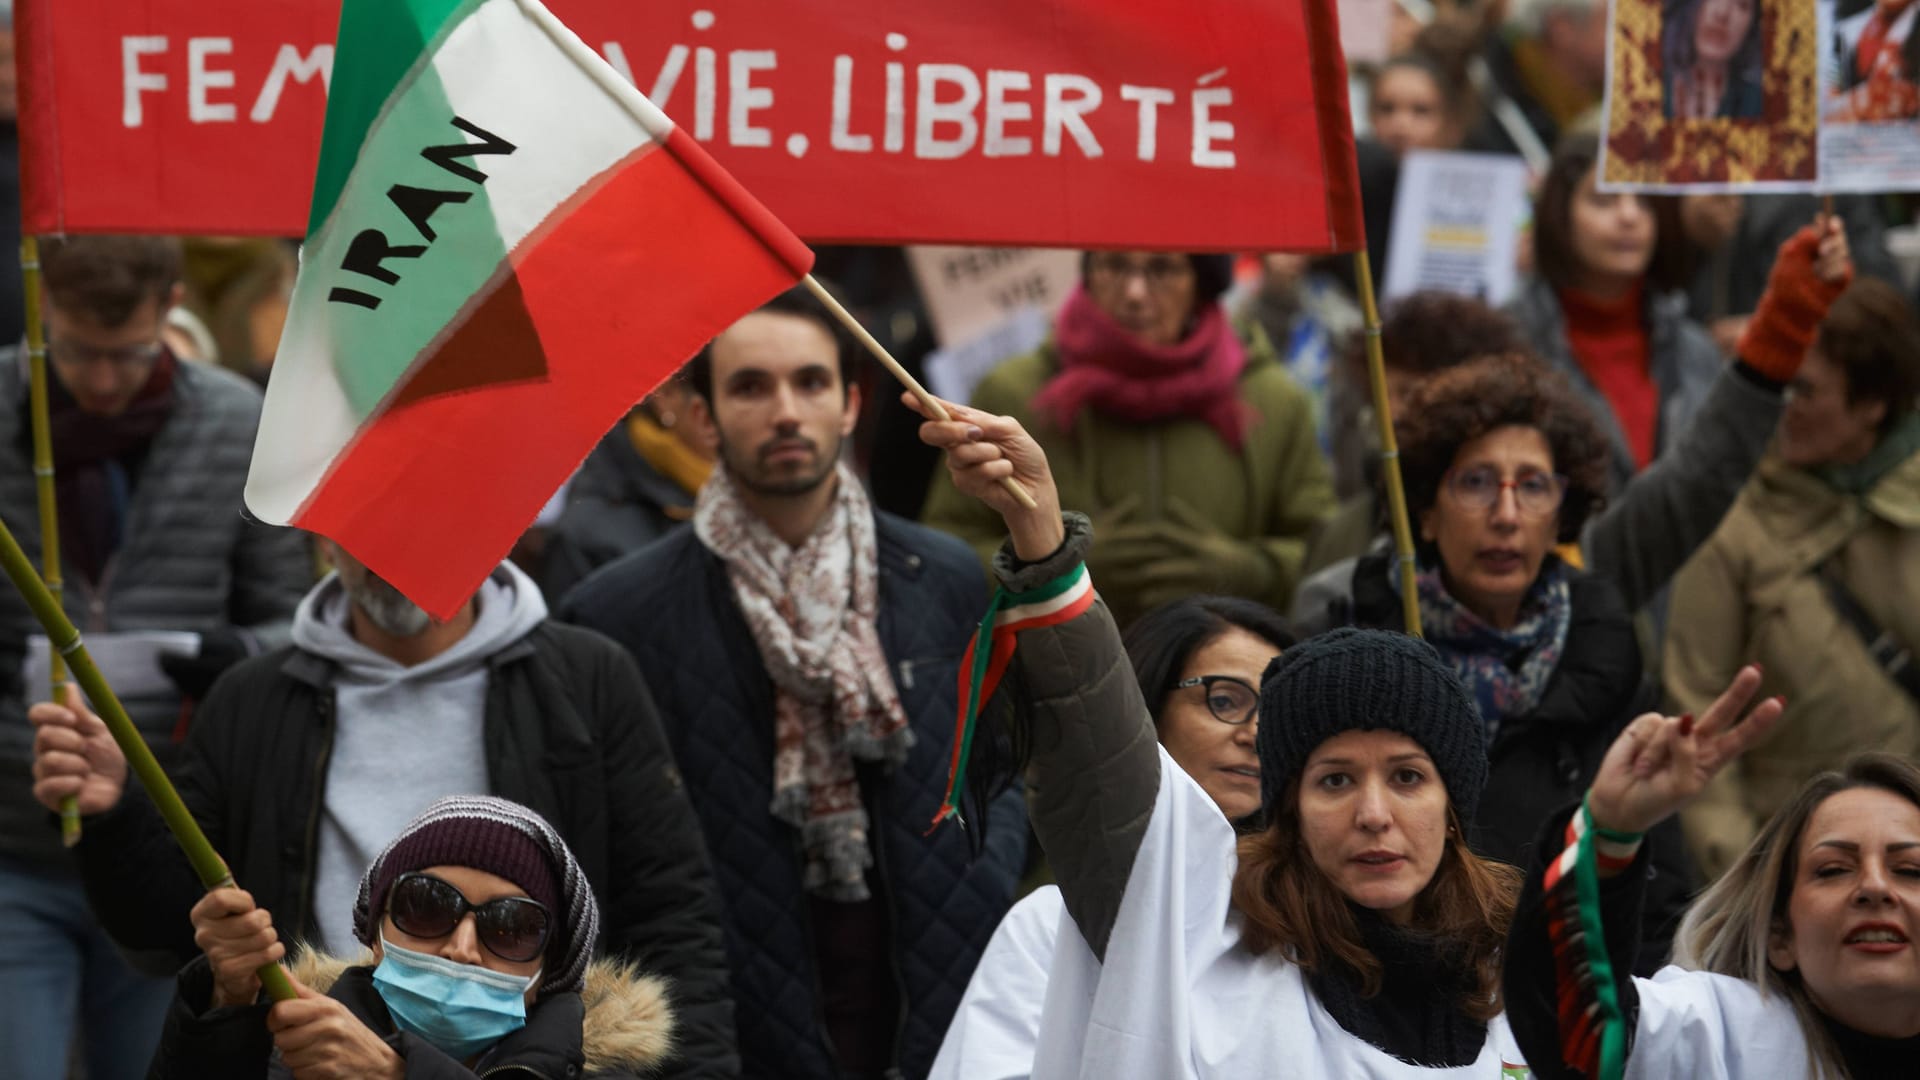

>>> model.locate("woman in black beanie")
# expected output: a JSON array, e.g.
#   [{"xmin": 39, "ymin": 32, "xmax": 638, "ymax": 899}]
[
  {"xmin": 146, "ymin": 796, "xmax": 674, "ymax": 1079},
  {"xmin": 908, "ymin": 391, "xmax": 1774, "ymax": 1077}
]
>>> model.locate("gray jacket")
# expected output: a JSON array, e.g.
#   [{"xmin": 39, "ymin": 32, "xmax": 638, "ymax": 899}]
[
  {"xmin": 0, "ymin": 354, "xmax": 311, "ymax": 865},
  {"xmin": 1292, "ymin": 361, "xmax": 1786, "ymax": 629},
  {"xmin": 1507, "ymin": 278, "xmax": 1724, "ymax": 497}
]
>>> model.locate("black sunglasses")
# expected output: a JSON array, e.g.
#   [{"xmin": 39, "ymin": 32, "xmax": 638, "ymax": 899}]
[{"xmin": 386, "ymin": 872, "xmax": 552, "ymax": 963}]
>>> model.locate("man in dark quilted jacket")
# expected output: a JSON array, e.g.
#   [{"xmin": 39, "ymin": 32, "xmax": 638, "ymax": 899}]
[
  {"xmin": 0, "ymin": 235, "xmax": 312, "ymax": 1078},
  {"xmin": 561, "ymin": 284, "xmax": 1028, "ymax": 1080}
]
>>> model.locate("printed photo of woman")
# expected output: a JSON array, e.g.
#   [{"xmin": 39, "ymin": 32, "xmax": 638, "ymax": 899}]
[{"xmin": 1663, "ymin": 0, "xmax": 1766, "ymax": 119}]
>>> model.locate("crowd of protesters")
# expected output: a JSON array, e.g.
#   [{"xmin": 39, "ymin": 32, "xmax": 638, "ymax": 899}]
[{"xmin": 7, "ymin": 0, "xmax": 1920, "ymax": 1077}]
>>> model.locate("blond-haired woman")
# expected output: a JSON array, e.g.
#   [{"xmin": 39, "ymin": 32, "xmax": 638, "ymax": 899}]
[{"xmin": 1505, "ymin": 736, "xmax": 1920, "ymax": 1076}]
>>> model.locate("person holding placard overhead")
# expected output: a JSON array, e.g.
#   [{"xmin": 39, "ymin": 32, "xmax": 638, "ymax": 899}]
[{"xmin": 1506, "ymin": 134, "xmax": 1724, "ymax": 496}]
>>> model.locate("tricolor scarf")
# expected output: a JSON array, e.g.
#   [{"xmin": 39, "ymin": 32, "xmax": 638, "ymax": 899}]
[
  {"xmin": 1033, "ymin": 287, "xmax": 1252, "ymax": 450},
  {"xmin": 693, "ymin": 463, "xmax": 911, "ymax": 902},
  {"xmin": 1403, "ymin": 555, "xmax": 1571, "ymax": 742}
]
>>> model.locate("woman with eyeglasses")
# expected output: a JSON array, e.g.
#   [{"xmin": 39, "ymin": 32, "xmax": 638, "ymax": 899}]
[
  {"xmin": 931, "ymin": 595, "xmax": 1294, "ymax": 1078},
  {"xmin": 922, "ymin": 251, "xmax": 1336, "ymax": 629},
  {"xmin": 1302, "ymin": 352, "xmax": 1699, "ymax": 973},
  {"xmin": 147, "ymin": 796, "xmax": 673, "ymax": 1078}
]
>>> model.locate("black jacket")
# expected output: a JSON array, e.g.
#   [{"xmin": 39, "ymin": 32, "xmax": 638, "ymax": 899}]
[
  {"xmin": 74, "ymin": 621, "xmax": 740, "ymax": 1079},
  {"xmin": 560, "ymin": 512, "xmax": 1028, "ymax": 1080},
  {"xmin": 540, "ymin": 427, "xmax": 697, "ymax": 604},
  {"xmin": 1327, "ymin": 552, "xmax": 1696, "ymax": 973}
]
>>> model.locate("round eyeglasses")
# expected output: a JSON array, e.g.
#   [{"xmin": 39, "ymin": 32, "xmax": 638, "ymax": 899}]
[
  {"xmin": 1442, "ymin": 464, "xmax": 1567, "ymax": 518},
  {"xmin": 1174, "ymin": 674, "xmax": 1259, "ymax": 726}
]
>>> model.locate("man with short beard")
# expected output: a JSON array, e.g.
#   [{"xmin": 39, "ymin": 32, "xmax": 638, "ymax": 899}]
[
  {"xmin": 28, "ymin": 545, "xmax": 743, "ymax": 1079},
  {"xmin": 560, "ymin": 285, "xmax": 1028, "ymax": 1080}
]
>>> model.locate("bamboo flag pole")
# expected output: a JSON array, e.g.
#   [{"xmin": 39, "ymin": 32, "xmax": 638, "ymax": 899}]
[
  {"xmin": 0, "ymin": 510, "xmax": 298, "ymax": 1000},
  {"xmin": 1353, "ymin": 251, "xmax": 1422, "ymax": 637},
  {"xmin": 18, "ymin": 239, "xmax": 82, "ymax": 845},
  {"xmin": 800, "ymin": 274, "xmax": 1039, "ymax": 511}
]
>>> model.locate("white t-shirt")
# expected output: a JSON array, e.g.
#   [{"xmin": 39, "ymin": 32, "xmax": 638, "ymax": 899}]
[
  {"xmin": 929, "ymin": 886, "xmax": 1063, "ymax": 1080},
  {"xmin": 1015, "ymin": 745, "xmax": 1531, "ymax": 1078},
  {"xmin": 1622, "ymin": 967, "xmax": 1813, "ymax": 1078}
]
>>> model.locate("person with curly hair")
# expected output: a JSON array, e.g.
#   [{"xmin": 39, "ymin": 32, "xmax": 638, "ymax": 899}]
[{"xmin": 1298, "ymin": 353, "xmax": 1696, "ymax": 971}]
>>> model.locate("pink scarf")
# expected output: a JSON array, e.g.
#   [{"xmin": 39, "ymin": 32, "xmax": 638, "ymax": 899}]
[{"xmin": 1033, "ymin": 286, "xmax": 1253, "ymax": 450}]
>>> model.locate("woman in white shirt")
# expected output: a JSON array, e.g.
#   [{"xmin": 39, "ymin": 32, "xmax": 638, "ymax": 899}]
[
  {"xmin": 932, "ymin": 594, "xmax": 1294, "ymax": 1078},
  {"xmin": 909, "ymin": 392, "xmax": 1779, "ymax": 1078}
]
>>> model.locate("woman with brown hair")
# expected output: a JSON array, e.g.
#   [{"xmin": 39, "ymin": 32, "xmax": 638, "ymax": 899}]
[
  {"xmin": 1506, "ymin": 740, "xmax": 1920, "ymax": 1078},
  {"xmin": 907, "ymin": 395, "xmax": 1553, "ymax": 1076},
  {"xmin": 1506, "ymin": 134, "xmax": 1847, "ymax": 494},
  {"xmin": 1296, "ymin": 352, "xmax": 1699, "ymax": 972}
]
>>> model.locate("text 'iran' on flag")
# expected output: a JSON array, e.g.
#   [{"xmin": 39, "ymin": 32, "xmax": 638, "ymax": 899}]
[{"xmin": 245, "ymin": 0, "xmax": 813, "ymax": 618}]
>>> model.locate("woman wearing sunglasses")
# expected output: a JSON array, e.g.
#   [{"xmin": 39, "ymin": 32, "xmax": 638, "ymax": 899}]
[
  {"xmin": 932, "ymin": 594, "xmax": 1294, "ymax": 1077},
  {"xmin": 147, "ymin": 796, "xmax": 674, "ymax": 1078},
  {"xmin": 1296, "ymin": 352, "xmax": 1697, "ymax": 974}
]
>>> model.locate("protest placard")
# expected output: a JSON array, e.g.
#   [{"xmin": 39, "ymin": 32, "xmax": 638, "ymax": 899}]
[
  {"xmin": 1598, "ymin": 0, "xmax": 1818, "ymax": 190},
  {"xmin": 1817, "ymin": 0, "xmax": 1920, "ymax": 191},
  {"xmin": 1382, "ymin": 151, "xmax": 1530, "ymax": 305},
  {"xmin": 905, "ymin": 246, "xmax": 1080, "ymax": 346}
]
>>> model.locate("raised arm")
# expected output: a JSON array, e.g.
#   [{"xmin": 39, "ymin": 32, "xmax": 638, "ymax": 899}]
[
  {"xmin": 910, "ymin": 394, "xmax": 1163, "ymax": 960},
  {"xmin": 1581, "ymin": 219, "xmax": 1851, "ymax": 610},
  {"xmin": 1504, "ymin": 666, "xmax": 1783, "ymax": 1079}
]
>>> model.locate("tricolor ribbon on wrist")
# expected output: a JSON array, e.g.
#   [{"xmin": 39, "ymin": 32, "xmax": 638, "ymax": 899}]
[
  {"xmin": 1539, "ymin": 799, "xmax": 1645, "ymax": 1080},
  {"xmin": 929, "ymin": 563, "xmax": 1096, "ymax": 830}
]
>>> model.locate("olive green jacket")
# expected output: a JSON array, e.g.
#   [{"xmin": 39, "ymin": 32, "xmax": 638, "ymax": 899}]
[
  {"xmin": 921, "ymin": 322, "xmax": 1335, "ymax": 626},
  {"xmin": 1666, "ymin": 445, "xmax": 1920, "ymax": 878}
]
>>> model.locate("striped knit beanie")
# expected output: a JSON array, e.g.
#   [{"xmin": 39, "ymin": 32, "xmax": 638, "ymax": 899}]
[{"xmin": 353, "ymin": 796, "xmax": 600, "ymax": 996}]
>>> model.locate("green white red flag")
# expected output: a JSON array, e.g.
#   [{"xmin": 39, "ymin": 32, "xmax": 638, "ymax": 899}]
[{"xmin": 245, "ymin": 0, "xmax": 813, "ymax": 617}]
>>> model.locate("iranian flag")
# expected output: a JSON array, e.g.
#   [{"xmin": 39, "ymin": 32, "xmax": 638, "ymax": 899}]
[{"xmin": 246, "ymin": 0, "xmax": 813, "ymax": 618}]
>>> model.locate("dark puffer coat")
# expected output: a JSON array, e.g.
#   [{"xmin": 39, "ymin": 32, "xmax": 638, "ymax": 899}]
[{"xmin": 560, "ymin": 512, "xmax": 1027, "ymax": 1080}]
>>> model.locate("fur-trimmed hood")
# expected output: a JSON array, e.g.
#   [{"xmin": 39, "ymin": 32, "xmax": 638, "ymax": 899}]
[{"xmin": 290, "ymin": 950, "xmax": 675, "ymax": 1075}]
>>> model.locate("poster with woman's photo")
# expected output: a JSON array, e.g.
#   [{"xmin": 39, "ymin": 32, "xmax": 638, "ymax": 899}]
[
  {"xmin": 1600, "ymin": 0, "xmax": 1820, "ymax": 189},
  {"xmin": 1819, "ymin": 0, "xmax": 1920, "ymax": 189}
]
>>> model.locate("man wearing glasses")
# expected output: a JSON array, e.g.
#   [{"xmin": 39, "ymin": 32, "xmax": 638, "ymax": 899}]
[
  {"xmin": 922, "ymin": 251, "xmax": 1336, "ymax": 627},
  {"xmin": 0, "ymin": 235, "xmax": 310, "ymax": 1078}
]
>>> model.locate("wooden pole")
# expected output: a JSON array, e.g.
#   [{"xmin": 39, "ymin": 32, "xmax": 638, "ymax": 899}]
[
  {"xmin": 800, "ymin": 274, "xmax": 1038, "ymax": 511},
  {"xmin": 19, "ymin": 237, "xmax": 81, "ymax": 845},
  {"xmin": 1353, "ymin": 251, "xmax": 1422, "ymax": 637},
  {"xmin": 0, "ymin": 506, "xmax": 297, "ymax": 1000}
]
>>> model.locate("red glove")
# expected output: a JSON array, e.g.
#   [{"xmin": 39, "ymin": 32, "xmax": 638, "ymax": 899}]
[{"xmin": 1736, "ymin": 225, "xmax": 1853, "ymax": 383}]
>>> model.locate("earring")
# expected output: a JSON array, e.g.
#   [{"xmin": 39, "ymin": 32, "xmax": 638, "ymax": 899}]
[{"xmin": 657, "ymin": 409, "xmax": 677, "ymax": 429}]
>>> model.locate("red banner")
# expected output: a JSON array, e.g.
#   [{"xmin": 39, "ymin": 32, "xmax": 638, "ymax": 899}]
[{"xmin": 16, "ymin": 0, "xmax": 1362, "ymax": 253}]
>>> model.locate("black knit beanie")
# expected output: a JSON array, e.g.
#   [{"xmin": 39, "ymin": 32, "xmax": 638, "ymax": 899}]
[
  {"xmin": 1256, "ymin": 628, "xmax": 1487, "ymax": 822},
  {"xmin": 354, "ymin": 796, "xmax": 601, "ymax": 996}
]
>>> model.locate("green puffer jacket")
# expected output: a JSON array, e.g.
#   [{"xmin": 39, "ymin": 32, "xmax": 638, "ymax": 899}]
[
  {"xmin": 1665, "ymin": 435, "xmax": 1920, "ymax": 879},
  {"xmin": 921, "ymin": 321, "xmax": 1334, "ymax": 626}
]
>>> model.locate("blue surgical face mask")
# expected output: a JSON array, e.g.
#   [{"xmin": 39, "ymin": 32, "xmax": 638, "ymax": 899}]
[{"xmin": 371, "ymin": 934, "xmax": 540, "ymax": 1062}]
